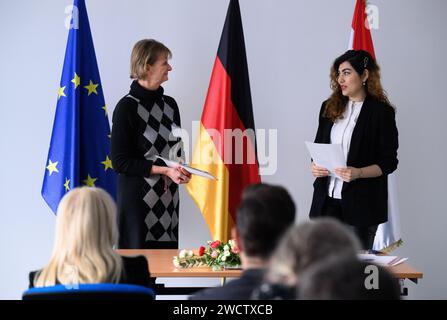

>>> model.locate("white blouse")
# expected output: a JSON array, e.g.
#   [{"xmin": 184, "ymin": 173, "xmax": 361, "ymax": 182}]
[{"xmin": 328, "ymin": 100, "xmax": 363, "ymax": 199}]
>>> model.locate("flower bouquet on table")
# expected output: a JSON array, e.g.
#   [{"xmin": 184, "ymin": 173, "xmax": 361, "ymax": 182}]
[{"xmin": 173, "ymin": 240, "xmax": 241, "ymax": 271}]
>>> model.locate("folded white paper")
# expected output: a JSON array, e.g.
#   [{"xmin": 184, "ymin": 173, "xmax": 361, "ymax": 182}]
[
  {"xmin": 358, "ymin": 254, "xmax": 408, "ymax": 266},
  {"xmin": 156, "ymin": 156, "xmax": 217, "ymax": 180}
]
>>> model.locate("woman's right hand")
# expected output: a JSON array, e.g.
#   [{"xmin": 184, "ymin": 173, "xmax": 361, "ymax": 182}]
[
  {"xmin": 311, "ymin": 162, "xmax": 329, "ymax": 178},
  {"xmin": 165, "ymin": 166, "xmax": 191, "ymax": 184}
]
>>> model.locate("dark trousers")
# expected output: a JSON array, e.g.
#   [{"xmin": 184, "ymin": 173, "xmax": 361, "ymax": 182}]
[{"xmin": 321, "ymin": 196, "xmax": 378, "ymax": 250}]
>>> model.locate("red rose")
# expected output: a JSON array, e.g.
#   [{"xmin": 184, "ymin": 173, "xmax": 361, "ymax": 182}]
[
  {"xmin": 231, "ymin": 245, "xmax": 240, "ymax": 254},
  {"xmin": 210, "ymin": 240, "xmax": 221, "ymax": 249},
  {"xmin": 198, "ymin": 246, "xmax": 205, "ymax": 256}
]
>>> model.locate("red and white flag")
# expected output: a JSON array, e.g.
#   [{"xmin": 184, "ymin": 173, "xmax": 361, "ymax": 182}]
[{"xmin": 348, "ymin": 0, "xmax": 402, "ymax": 252}]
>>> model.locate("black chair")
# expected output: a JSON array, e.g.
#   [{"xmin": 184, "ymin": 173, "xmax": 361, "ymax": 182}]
[{"xmin": 22, "ymin": 283, "xmax": 155, "ymax": 300}]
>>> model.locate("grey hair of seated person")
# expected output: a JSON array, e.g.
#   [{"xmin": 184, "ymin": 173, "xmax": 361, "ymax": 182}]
[
  {"xmin": 298, "ymin": 254, "xmax": 401, "ymax": 300},
  {"xmin": 265, "ymin": 218, "xmax": 361, "ymax": 286}
]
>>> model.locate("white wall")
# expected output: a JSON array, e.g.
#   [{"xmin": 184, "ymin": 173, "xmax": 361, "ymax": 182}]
[{"xmin": 1, "ymin": 0, "xmax": 446, "ymax": 299}]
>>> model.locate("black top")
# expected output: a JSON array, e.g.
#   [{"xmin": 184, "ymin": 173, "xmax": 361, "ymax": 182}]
[
  {"xmin": 111, "ymin": 81, "xmax": 182, "ymax": 249},
  {"xmin": 309, "ymin": 95, "xmax": 399, "ymax": 226},
  {"xmin": 28, "ymin": 255, "xmax": 154, "ymax": 289},
  {"xmin": 252, "ymin": 282, "xmax": 296, "ymax": 300},
  {"xmin": 111, "ymin": 81, "xmax": 180, "ymax": 177},
  {"xmin": 189, "ymin": 268, "xmax": 265, "ymax": 300}
]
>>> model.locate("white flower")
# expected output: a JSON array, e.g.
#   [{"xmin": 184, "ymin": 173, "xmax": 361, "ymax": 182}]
[
  {"xmin": 229, "ymin": 239, "xmax": 236, "ymax": 248},
  {"xmin": 224, "ymin": 245, "xmax": 230, "ymax": 252},
  {"xmin": 187, "ymin": 250, "xmax": 194, "ymax": 257},
  {"xmin": 224, "ymin": 251, "xmax": 231, "ymax": 257},
  {"xmin": 179, "ymin": 249, "xmax": 187, "ymax": 259},
  {"xmin": 221, "ymin": 255, "xmax": 227, "ymax": 262},
  {"xmin": 173, "ymin": 257, "xmax": 180, "ymax": 268}
]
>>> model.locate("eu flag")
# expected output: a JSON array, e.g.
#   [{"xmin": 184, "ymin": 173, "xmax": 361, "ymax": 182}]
[{"xmin": 42, "ymin": 0, "xmax": 116, "ymax": 213}]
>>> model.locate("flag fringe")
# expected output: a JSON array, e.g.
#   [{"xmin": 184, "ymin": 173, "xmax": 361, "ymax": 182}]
[{"xmin": 379, "ymin": 238, "xmax": 403, "ymax": 254}]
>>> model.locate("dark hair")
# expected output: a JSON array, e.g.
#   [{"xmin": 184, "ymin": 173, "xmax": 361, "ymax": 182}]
[
  {"xmin": 299, "ymin": 254, "xmax": 401, "ymax": 300},
  {"xmin": 324, "ymin": 49, "xmax": 393, "ymax": 121},
  {"xmin": 334, "ymin": 49, "xmax": 375, "ymax": 78},
  {"xmin": 236, "ymin": 183, "xmax": 296, "ymax": 259}
]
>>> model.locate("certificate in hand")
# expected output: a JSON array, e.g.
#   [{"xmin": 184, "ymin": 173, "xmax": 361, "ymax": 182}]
[
  {"xmin": 305, "ymin": 141, "xmax": 346, "ymax": 175},
  {"xmin": 155, "ymin": 156, "xmax": 217, "ymax": 180}
]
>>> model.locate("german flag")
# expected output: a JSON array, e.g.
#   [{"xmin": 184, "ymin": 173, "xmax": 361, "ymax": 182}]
[{"xmin": 186, "ymin": 0, "xmax": 260, "ymax": 242}]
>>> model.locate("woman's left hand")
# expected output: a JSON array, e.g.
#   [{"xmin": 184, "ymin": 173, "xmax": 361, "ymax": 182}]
[{"xmin": 334, "ymin": 167, "xmax": 361, "ymax": 182}]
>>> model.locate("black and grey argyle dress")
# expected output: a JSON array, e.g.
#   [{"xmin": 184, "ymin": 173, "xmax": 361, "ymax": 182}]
[{"xmin": 111, "ymin": 81, "xmax": 183, "ymax": 249}]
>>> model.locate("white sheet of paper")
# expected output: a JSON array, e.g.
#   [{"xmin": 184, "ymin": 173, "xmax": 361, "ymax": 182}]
[
  {"xmin": 305, "ymin": 141, "xmax": 346, "ymax": 175},
  {"xmin": 155, "ymin": 156, "xmax": 217, "ymax": 180},
  {"xmin": 357, "ymin": 254, "xmax": 408, "ymax": 266}
]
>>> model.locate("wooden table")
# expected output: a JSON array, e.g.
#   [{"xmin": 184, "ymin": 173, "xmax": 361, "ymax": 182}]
[
  {"xmin": 119, "ymin": 249, "xmax": 241, "ymax": 278},
  {"xmin": 117, "ymin": 249, "xmax": 423, "ymax": 296},
  {"xmin": 118, "ymin": 249, "xmax": 241, "ymax": 295}
]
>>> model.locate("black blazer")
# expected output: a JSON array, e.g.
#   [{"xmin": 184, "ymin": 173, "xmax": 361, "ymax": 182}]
[
  {"xmin": 189, "ymin": 268, "xmax": 265, "ymax": 300},
  {"xmin": 309, "ymin": 95, "xmax": 398, "ymax": 226},
  {"xmin": 28, "ymin": 255, "xmax": 154, "ymax": 289}
]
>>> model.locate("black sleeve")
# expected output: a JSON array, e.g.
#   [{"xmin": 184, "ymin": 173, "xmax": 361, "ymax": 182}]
[
  {"xmin": 376, "ymin": 105, "xmax": 399, "ymax": 175},
  {"xmin": 313, "ymin": 101, "xmax": 327, "ymax": 144},
  {"xmin": 310, "ymin": 101, "xmax": 328, "ymax": 164},
  {"xmin": 28, "ymin": 271, "xmax": 37, "ymax": 289},
  {"xmin": 111, "ymin": 98, "xmax": 153, "ymax": 177},
  {"xmin": 121, "ymin": 256, "xmax": 155, "ymax": 288}
]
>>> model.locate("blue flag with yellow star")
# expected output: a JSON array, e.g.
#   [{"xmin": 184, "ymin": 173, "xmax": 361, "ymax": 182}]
[{"xmin": 42, "ymin": 0, "xmax": 116, "ymax": 213}]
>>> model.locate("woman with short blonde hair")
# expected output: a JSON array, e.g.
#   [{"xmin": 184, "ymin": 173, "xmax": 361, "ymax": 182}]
[{"xmin": 111, "ymin": 39, "xmax": 190, "ymax": 249}]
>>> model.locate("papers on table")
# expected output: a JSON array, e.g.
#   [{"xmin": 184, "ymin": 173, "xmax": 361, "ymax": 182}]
[
  {"xmin": 305, "ymin": 141, "xmax": 346, "ymax": 176},
  {"xmin": 358, "ymin": 254, "xmax": 408, "ymax": 267},
  {"xmin": 155, "ymin": 156, "xmax": 217, "ymax": 180}
]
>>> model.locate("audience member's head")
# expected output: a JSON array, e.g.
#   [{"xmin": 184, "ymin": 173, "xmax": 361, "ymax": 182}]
[
  {"xmin": 35, "ymin": 187, "xmax": 123, "ymax": 287},
  {"xmin": 254, "ymin": 218, "xmax": 360, "ymax": 299},
  {"xmin": 189, "ymin": 184, "xmax": 296, "ymax": 301},
  {"xmin": 235, "ymin": 183, "xmax": 296, "ymax": 263},
  {"xmin": 299, "ymin": 254, "xmax": 401, "ymax": 300}
]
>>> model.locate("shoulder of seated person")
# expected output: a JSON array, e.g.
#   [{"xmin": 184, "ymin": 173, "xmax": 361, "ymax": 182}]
[
  {"xmin": 28, "ymin": 269, "xmax": 41, "ymax": 288},
  {"xmin": 121, "ymin": 255, "xmax": 148, "ymax": 265},
  {"xmin": 29, "ymin": 269, "xmax": 40, "ymax": 279}
]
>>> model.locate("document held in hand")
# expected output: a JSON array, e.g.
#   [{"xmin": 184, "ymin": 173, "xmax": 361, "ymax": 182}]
[
  {"xmin": 155, "ymin": 156, "xmax": 217, "ymax": 180},
  {"xmin": 305, "ymin": 142, "xmax": 346, "ymax": 176}
]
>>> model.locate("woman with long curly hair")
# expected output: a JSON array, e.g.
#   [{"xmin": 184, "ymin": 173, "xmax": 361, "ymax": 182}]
[{"xmin": 309, "ymin": 50, "xmax": 399, "ymax": 250}]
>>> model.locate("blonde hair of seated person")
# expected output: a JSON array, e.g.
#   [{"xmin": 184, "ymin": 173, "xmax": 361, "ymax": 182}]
[{"xmin": 35, "ymin": 187, "xmax": 123, "ymax": 287}]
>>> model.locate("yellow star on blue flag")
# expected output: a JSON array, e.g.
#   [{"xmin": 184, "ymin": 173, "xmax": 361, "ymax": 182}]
[
  {"xmin": 64, "ymin": 178, "xmax": 70, "ymax": 192},
  {"xmin": 101, "ymin": 155, "xmax": 113, "ymax": 171},
  {"xmin": 84, "ymin": 80, "xmax": 98, "ymax": 96},
  {"xmin": 71, "ymin": 72, "xmax": 80, "ymax": 89},
  {"xmin": 58, "ymin": 86, "xmax": 66, "ymax": 100},
  {"xmin": 46, "ymin": 160, "xmax": 59, "ymax": 176},
  {"xmin": 83, "ymin": 174, "xmax": 97, "ymax": 187}
]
